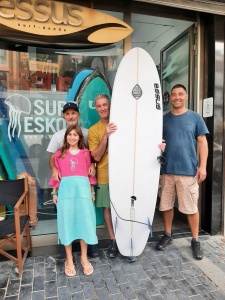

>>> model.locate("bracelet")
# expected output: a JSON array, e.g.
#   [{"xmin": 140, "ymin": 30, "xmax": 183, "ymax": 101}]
[
  {"xmin": 91, "ymin": 192, "xmax": 95, "ymax": 195},
  {"xmin": 51, "ymin": 191, "xmax": 58, "ymax": 195}
]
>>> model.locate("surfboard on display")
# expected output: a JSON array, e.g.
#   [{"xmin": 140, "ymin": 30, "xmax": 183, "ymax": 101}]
[
  {"xmin": 66, "ymin": 69, "xmax": 94, "ymax": 103},
  {"xmin": 76, "ymin": 68, "xmax": 111, "ymax": 128},
  {"xmin": 108, "ymin": 47, "xmax": 163, "ymax": 257}
]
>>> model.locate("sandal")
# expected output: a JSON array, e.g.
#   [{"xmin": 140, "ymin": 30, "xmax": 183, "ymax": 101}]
[
  {"xmin": 81, "ymin": 262, "xmax": 93, "ymax": 276},
  {"xmin": 65, "ymin": 262, "xmax": 76, "ymax": 277}
]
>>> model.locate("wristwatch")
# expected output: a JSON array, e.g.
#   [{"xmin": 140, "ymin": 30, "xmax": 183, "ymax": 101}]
[{"xmin": 51, "ymin": 191, "xmax": 58, "ymax": 195}]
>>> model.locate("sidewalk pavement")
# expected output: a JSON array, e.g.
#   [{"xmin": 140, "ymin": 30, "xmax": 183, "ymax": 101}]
[{"xmin": 0, "ymin": 234, "xmax": 225, "ymax": 300}]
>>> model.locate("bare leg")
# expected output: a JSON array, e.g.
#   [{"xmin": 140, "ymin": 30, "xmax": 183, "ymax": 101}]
[
  {"xmin": 80, "ymin": 240, "xmax": 89, "ymax": 266},
  {"xmin": 80, "ymin": 240, "xmax": 93, "ymax": 275},
  {"xmin": 104, "ymin": 208, "xmax": 115, "ymax": 240},
  {"xmin": 187, "ymin": 212, "xmax": 199, "ymax": 239},
  {"xmin": 162, "ymin": 209, "xmax": 174, "ymax": 233},
  {"xmin": 65, "ymin": 244, "xmax": 73, "ymax": 268},
  {"xmin": 64, "ymin": 244, "xmax": 76, "ymax": 276}
]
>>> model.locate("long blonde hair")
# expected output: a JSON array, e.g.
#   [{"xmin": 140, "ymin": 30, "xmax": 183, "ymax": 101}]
[{"xmin": 59, "ymin": 124, "xmax": 85, "ymax": 158}]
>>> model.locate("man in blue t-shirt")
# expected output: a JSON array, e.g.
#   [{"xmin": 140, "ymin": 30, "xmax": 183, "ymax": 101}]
[{"xmin": 156, "ymin": 84, "xmax": 209, "ymax": 260}]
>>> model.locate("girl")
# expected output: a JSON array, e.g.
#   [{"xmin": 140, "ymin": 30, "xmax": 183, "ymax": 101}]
[{"xmin": 49, "ymin": 124, "xmax": 97, "ymax": 277}]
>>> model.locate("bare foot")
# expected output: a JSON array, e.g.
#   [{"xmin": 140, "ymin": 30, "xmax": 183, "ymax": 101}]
[
  {"xmin": 81, "ymin": 261, "xmax": 93, "ymax": 275},
  {"xmin": 81, "ymin": 256, "xmax": 93, "ymax": 276},
  {"xmin": 65, "ymin": 262, "xmax": 76, "ymax": 277}
]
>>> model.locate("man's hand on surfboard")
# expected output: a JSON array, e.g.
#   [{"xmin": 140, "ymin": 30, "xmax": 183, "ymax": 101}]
[
  {"xmin": 158, "ymin": 140, "xmax": 166, "ymax": 152},
  {"xmin": 105, "ymin": 123, "xmax": 117, "ymax": 137},
  {"xmin": 157, "ymin": 140, "xmax": 166, "ymax": 166}
]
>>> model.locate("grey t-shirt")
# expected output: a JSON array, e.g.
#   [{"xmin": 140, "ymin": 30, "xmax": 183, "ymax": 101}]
[{"xmin": 47, "ymin": 127, "xmax": 88, "ymax": 153}]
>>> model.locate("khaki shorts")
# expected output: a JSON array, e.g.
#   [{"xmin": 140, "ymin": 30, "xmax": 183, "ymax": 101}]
[
  {"xmin": 95, "ymin": 184, "xmax": 110, "ymax": 208},
  {"xmin": 159, "ymin": 174, "xmax": 199, "ymax": 214}
]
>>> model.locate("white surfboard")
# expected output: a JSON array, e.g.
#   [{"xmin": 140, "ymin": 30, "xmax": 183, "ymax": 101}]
[{"xmin": 108, "ymin": 47, "xmax": 163, "ymax": 257}]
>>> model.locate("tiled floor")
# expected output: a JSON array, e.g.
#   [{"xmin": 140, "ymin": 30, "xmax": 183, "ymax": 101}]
[{"xmin": 1, "ymin": 235, "xmax": 225, "ymax": 300}]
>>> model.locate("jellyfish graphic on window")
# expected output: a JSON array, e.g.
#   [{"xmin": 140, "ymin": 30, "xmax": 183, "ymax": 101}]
[{"xmin": 4, "ymin": 94, "xmax": 31, "ymax": 142}]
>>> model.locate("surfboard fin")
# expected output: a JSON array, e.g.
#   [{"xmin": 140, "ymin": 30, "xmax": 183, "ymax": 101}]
[
  {"xmin": 148, "ymin": 217, "xmax": 153, "ymax": 237},
  {"xmin": 114, "ymin": 216, "xmax": 118, "ymax": 234},
  {"xmin": 130, "ymin": 236, "xmax": 134, "ymax": 257}
]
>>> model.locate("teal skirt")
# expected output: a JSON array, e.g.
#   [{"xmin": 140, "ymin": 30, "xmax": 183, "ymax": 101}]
[{"xmin": 57, "ymin": 176, "xmax": 97, "ymax": 246}]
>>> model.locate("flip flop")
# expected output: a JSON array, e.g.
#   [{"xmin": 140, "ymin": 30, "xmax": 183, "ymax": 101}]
[
  {"xmin": 65, "ymin": 262, "xmax": 76, "ymax": 277},
  {"xmin": 81, "ymin": 262, "xmax": 93, "ymax": 276}
]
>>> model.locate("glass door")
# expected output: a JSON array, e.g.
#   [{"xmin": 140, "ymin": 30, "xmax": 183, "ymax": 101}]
[{"xmin": 160, "ymin": 24, "xmax": 196, "ymax": 113}]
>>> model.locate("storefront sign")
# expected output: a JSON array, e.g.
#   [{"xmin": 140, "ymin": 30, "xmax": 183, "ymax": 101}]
[
  {"xmin": 0, "ymin": 0, "xmax": 82, "ymax": 27},
  {"xmin": 0, "ymin": 0, "xmax": 133, "ymax": 47}
]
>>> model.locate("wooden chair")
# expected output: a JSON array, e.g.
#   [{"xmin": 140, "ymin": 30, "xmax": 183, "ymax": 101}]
[
  {"xmin": 17, "ymin": 172, "xmax": 38, "ymax": 228},
  {"xmin": 0, "ymin": 178, "xmax": 31, "ymax": 276}
]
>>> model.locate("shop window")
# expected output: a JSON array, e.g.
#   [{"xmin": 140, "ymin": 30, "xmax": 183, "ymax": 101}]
[{"xmin": 0, "ymin": 31, "xmax": 123, "ymax": 236}]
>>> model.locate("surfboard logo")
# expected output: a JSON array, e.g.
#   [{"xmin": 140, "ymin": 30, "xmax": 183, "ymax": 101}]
[
  {"xmin": 154, "ymin": 83, "xmax": 161, "ymax": 110},
  {"xmin": 132, "ymin": 84, "xmax": 142, "ymax": 100}
]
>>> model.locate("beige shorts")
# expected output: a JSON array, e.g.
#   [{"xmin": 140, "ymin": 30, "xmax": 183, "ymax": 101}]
[{"xmin": 159, "ymin": 174, "xmax": 199, "ymax": 214}]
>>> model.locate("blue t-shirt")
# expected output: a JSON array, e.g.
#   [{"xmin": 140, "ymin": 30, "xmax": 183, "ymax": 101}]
[{"xmin": 161, "ymin": 110, "xmax": 209, "ymax": 176}]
